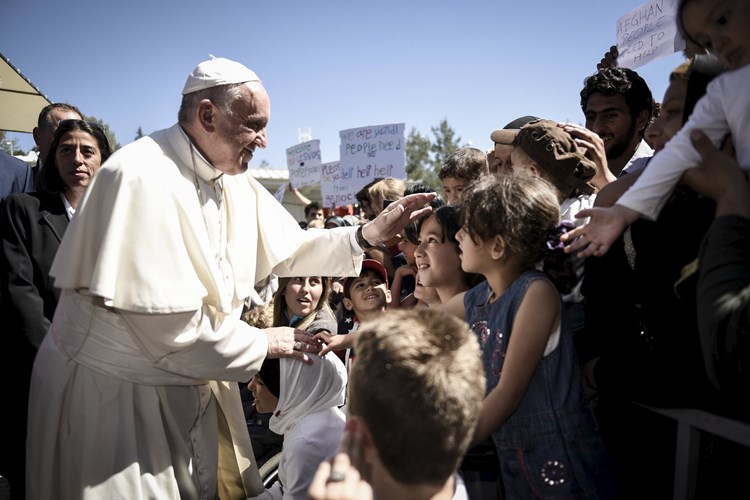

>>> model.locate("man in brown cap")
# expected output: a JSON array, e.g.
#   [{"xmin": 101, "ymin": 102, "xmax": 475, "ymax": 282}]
[{"xmin": 25, "ymin": 57, "xmax": 434, "ymax": 500}]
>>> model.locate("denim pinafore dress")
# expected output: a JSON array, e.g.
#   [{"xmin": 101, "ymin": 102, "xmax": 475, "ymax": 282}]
[{"xmin": 465, "ymin": 271, "xmax": 614, "ymax": 499}]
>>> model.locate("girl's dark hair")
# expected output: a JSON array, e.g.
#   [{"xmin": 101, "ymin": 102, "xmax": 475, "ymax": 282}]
[
  {"xmin": 418, "ymin": 205, "xmax": 483, "ymax": 288},
  {"xmin": 460, "ymin": 174, "xmax": 576, "ymax": 293},
  {"xmin": 403, "ymin": 186, "xmax": 444, "ymax": 245},
  {"xmin": 36, "ymin": 119, "xmax": 112, "ymax": 194}
]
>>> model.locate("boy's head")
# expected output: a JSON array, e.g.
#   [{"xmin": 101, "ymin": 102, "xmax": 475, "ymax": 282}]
[
  {"xmin": 493, "ymin": 119, "xmax": 597, "ymax": 198},
  {"xmin": 439, "ymin": 147, "xmax": 489, "ymax": 205},
  {"xmin": 348, "ymin": 308, "xmax": 485, "ymax": 486},
  {"xmin": 304, "ymin": 201, "xmax": 324, "ymax": 223},
  {"xmin": 678, "ymin": 0, "xmax": 750, "ymax": 71},
  {"xmin": 343, "ymin": 259, "xmax": 391, "ymax": 314}
]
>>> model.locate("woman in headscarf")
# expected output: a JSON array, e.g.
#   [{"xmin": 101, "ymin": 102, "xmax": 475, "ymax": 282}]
[{"xmin": 247, "ymin": 352, "xmax": 347, "ymax": 499}]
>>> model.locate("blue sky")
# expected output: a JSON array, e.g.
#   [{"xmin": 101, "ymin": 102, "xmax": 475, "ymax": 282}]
[{"xmin": 1, "ymin": 0, "xmax": 685, "ymax": 168}]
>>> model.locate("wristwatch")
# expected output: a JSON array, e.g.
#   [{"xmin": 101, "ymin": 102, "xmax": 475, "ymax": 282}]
[{"xmin": 356, "ymin": 224, "xmax": 375, "ymax": 250}]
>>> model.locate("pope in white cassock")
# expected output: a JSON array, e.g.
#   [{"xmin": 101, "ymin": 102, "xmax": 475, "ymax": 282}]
[{"xmin": 26, "ymin": 57, "xmax": 433, "ymax": 500}]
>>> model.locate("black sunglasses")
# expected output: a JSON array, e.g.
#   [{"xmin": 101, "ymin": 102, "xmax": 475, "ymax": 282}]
[{"xmin": 57, "ymin": 119, "xmax": 105, "ymax": 132}]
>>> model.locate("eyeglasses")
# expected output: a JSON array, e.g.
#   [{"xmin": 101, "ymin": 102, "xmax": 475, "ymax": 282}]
[{"xmin": 57, "ymin": 119, "xmax": 105, "ymax": 133}]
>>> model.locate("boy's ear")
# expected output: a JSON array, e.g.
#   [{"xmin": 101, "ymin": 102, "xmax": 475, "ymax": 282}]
[
  {"xmin": 490, "ymin": 234, "xmax": 506, "ymax": 260},
  {"xmin": 384, "ymin": 289, "xmax": 392, "ymax": 305},
  {"xmin": 343, "ymin": 297, "xmax": 354, "ymax": 311}
]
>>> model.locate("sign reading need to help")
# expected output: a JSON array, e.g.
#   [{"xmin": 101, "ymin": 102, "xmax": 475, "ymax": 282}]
[
  {"xmin": 337, "ymin": 123, "xmax": 406, "ymax": 203},
  {"xmin": 286, "ymin": 139, "xmax": 322, "ymax": 188},
  {"xmin": 616, "ymin": 0, "xmax": 686, "ymax": 69}
]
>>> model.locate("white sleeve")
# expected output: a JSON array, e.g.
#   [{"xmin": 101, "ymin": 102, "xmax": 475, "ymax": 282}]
[
  {"xmin": 617, "ymin": 78, "xmax": 730, "ymax": 220},
  {"xmin": 272, "ymin": 227, "xmax": 364, "ymax": 278}
]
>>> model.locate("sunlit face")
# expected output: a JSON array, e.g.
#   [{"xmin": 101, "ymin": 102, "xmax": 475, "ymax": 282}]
[
  {"xmin": 344, "ymin": 270, "xmax": 391, "ymax": 314},
  {"xmin": 398, "ymin": 236, "xmax": 418, "ymax": 266},
  {"xmin": 284, "ymin": 276, "xmax": 323, "ymax": 318},
  {"xmin": 414, "ymin": 215, "xmax": 463, "ymax": 288},
  {"xmin": 645, "ymin": 79, "xmax": 687, "ymax": 153},
  {"xmin": 493, "ymin": 143, "xmax": 515, "ymax": 174},
  {"xmin": 204, "ymin": 82, "xmax": 269, "ymax": 175},
  {"xmin": 455, "ymin": 226, "xmax": 491, "ymax": 275},
  {"xmin": 247, "ymin": 375, "xmax": 279, "ymax": 414},
  {"xmin": 35, "ymin": 109, "xmax": 82, "ymax": 163},
  {"xmin": 584, "ymin": 92, "xmax": 639, "ymax": 162},
  {"xmin": 441, "ymin": 177, "xmax": 470, "ymax": 205},
  {"xmin": 55, "ymin": 130, "xmax": 103, "ymax": 190},
  {"xmin": 682, "ymin": 0, "xmax": 750, "ymax": 70}
]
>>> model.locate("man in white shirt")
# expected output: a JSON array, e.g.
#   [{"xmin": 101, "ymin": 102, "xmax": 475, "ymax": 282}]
[{"xmin": 579, "ymin": 67, "xmax": 655, "ymax": 177}]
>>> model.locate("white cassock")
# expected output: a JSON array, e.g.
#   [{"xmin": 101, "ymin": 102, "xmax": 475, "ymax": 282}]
[{"xmin": 26, "ymin": 124, "xmax": 364, "ymax": 500}]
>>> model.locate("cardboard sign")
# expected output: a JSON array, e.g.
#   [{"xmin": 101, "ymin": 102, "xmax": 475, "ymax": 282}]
[
  {"xmin": 616, "ymin": 0, "xmax": 686, "ymax": 69},
  {"xmin": 286, "ymin": 139, "xmax": 322, "ymax": 188},
  {"xmin": 320, "ymin": 161, "xmax": 359, "ymax": 208},
  {"xmin": 338, "ymin": 123, "xmax": 406, "ymax": 195}
]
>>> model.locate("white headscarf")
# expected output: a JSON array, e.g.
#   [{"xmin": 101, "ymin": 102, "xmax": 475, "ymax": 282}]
[{"xmin": 269, "ymin": 353, "xmax": 347, "ymax": 436}]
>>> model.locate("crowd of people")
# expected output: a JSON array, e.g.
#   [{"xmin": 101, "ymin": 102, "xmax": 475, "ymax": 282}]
[{"xmin": 0, "ymin": 0, "xmax": 748, "ymax": 498}]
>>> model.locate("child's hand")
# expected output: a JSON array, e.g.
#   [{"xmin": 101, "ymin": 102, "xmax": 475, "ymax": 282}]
[
  {"xmin": 394, "ymin": 264, "xmax": 416, "ymax": 279},
  {"xmin": 560, "ymin": 205, "xmax": 638, "ymax": 258},
  {"xmin": 317, "ymin": 332, "xmax": 356, "ymax": 357}
]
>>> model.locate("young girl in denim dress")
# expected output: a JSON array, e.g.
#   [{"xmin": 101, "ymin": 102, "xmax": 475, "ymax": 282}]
[{"xmin": 443, "ymin": 174, "xmax": 613, "ymax": 498}]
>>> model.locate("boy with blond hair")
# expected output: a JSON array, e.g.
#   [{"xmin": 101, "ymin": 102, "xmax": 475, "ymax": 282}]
[{"xmin": 309, "ymin": 308, "xmax": 485, "ymax": 500}]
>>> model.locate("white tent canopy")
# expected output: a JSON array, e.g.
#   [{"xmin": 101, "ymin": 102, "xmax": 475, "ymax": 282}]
[{"xmin": 1, "ymin": 52, "xmax": 51, "ymax": 133}]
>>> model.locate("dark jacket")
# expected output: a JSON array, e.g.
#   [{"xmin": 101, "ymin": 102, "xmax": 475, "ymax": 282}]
[{"xmin": 1, "ymin": 191, "xmax": 69, "ymax": 348}]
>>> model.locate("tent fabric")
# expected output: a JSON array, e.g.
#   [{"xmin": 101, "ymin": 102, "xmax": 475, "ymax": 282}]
[{"xmin": 0, "ymin": 52, "xmax": 51, "ymax": 133}]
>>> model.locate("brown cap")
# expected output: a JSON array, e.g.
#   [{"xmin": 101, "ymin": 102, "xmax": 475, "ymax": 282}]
[
  {"xmin": 490, "ymin": 115, "xmax": 540, "ymax": 145},
  {"xmin": 503, "ymin": 119, "xmax": 597, "ymax": 196}
]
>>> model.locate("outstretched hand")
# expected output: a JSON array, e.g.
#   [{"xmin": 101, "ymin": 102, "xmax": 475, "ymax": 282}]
[
  {"xmin": 560, "ymin": 204, "xmax": 638, "ymax": 258},
  {"xmin": 265, "ymin": 327, "xmax": 322, "ymax": 364},
  {"xmin": 313, "ymin": 331, "xmax": 356, "ymax": 357},
  {"xmin": 362, "ymin": 192, "xmax": 436, "ymax": 245}
]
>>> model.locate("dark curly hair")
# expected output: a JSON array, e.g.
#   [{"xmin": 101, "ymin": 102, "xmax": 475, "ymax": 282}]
[{"xmin": 580, "ymin": 67, "xmax": 656, "ymax": 139}]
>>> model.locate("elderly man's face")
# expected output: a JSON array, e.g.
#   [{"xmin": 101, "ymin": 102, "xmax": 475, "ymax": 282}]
[
  {"xmin": 492, "ymin": 143, "xmax": 514, "ymax": 174},
  {"xmin": 206, "ymin": 82, "xmax": 270, "ymax": 175}
]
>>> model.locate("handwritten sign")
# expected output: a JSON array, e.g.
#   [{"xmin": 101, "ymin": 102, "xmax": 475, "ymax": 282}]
[
  {"xmin": 286, "ymin": 140, "xmax": 322, "ymax": 188},
  {"xmin": 320, "ymin": 161, "xmax": 358, "ymax": 208},
  {"xmin": 616, "ymin": 0, "xmax": 685, "ymax": 69},
  {"xmin": 338, "ymin": 123, "xmax": 406, "ymax": 194}
]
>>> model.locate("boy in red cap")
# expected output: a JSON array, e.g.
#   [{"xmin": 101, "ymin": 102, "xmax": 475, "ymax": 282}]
[{"xmin": 315, "ymin": 259, "xmax": 391, "ymax": 363}]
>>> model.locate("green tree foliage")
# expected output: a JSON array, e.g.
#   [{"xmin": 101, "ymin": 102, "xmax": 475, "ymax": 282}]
[
  {"xmin": 405, "ymin": 119, "xmax": 463, "ymax": 190},
  {"xmin": 135, "ymin": 127, "xmax": 144, "ymax": 141},
  {"xmin": 430, "ymin": 118, "xmax": 462, "ymax": 172},
  {"xmin": 84, "ymin": 115, "xmax": 120, "ymax": 151},
  {"xmin": 405, "ymin": 127, "xmax": 437, "ymax": 188}
]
